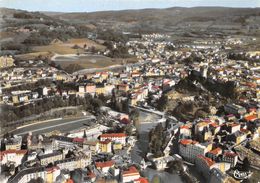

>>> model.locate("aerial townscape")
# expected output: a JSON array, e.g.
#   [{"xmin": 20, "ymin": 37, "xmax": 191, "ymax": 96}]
[{"xmin": 0, "ymin": 1, "xmax": 260, "ymax": 183}]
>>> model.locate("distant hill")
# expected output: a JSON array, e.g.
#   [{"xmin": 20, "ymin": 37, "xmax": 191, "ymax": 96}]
[
  {"xmin": 0, "ymin": 8, "xmax": 92, "ymax": 55},
  {"xmin": 0, "ymin": 7, "xmax": 259, "ymax": 55},
  {"xmin": 51, "ymin": 7, "xmax": 260, "ymax": 33}
]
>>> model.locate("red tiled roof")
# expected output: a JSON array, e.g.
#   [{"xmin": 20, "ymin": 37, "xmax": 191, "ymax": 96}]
[
  {"xmin": 131, "ymin": 72, "xmax": 140, "ymax": 75},
  {"xmin": 249, "ymin": 108, "xmax": 256, "ymax": 112},
  {"xmin": 203, "ymin": 118, "xmax": 212, "ymax": 122},
  {"xmin": 179, "ymin": 139, "xmax": 197, "ymax": 145},
  {"xmin": 100, "ymin": 133, "xmax": 127, "ymax": 138},
  {"xmin": 0, "ymin": 149, "xmax": 27, "ymax": 155},
  {"xmin": 163, "ymin": 80, "xmax": 171, "ymax": 85},
  {"xmin": 226, "ymin": 114, "xmax": 235, "ymax": 117},
  {"xmin": 240, "ymin": 128, "xmax": 250, "ymax": 133},
  {"xmin": 95, "ymin": 160, "xmax": 114, "ymax": 168},
  {"xmin": 135, "ymin": 90, "xmax": 143, "ymax": 94},
  {"xmin": 101, "ymin": 72, "xmax": 108, "ymax": 75},
  {"xmin": 121, "ymin": 118, "xmax": 130, "ymax": 124},
  {"xmin": 180, "ymin": 125, "xmax": 190, "ymax": 130},
  {"xmin": 134, "ymin": 177, "xmax": 149, "ymax": 183},
  {"xmin": 224, "ymin": 152, "xmax": 237, "ymax": 157},
  {"xmin": 84, "ymin": 140, "xmax": 99, "ymax": 146},
  {"xmin": 228, "ymin": 123, "xmax": 240, "ymax": 127},
  {"xmin": 46, "ymin": 166, "xmax": 60, "ymax": 173},
  {"xmin": 87, "ymin": 172, "xmax": 96, "ymax": 178},
  {"xmin": 122, "ymin": 166, "xmax": 140, "ymax": 177},
  {"xmin": 244, "ymin": 114, "xmax": 257, "ymax": 122},
  {"xmin": 180, "ymin": 139, "xmax": 192, "ymax": 145},
  {"xmin": 209, "ymin": 147, "xmax": 222, "ymax": 155},
  {"xmin": 152, "ymin": 85, "xmax": 160, "ymax": 89},
  {"xmin": 73, "ymin": 137, "xmax": 84, "ymax": 143},
  {"xmin": 210, "ymin": 122, "xmax": 219, "ymax": 128},
  {"xmin": 245, "ymin": 82, "xmax": 256, "ymax": 88},
  {"xmin": 66, "ymin": 179, "xmax": 74, "ymax": 183},
  {"xmin": 99, "ymin": 139, "xmax": 111, "ymax": 144},
  {"xmin": 197, "ymin": 155, "xmax": 215, "ymax": 167}
]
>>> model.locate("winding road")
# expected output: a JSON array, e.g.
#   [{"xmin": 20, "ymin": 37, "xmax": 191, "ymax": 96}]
[{"xmin": 12, "ymin": 116, "xmax": 95, "ymax": 136}]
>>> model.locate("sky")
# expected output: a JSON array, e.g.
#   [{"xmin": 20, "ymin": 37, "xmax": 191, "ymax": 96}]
[{"xmin": 0, "ymin": 0, "xmax": 259, "ymax": 12}]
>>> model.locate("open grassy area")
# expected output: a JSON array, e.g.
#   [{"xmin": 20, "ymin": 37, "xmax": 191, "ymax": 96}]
[
  {"xmin": 13, "ymin": 37, "xmax": 137, "ymax": 71},
  {"xmin": 0, "ymin": 31, "xmax": 15, "ymax": 39},
  {"xmin": 247, "ymin": 51, "xmax": 260, "ymax": 56},
  {"xmin": 14, "ymin": 38, "xmax": 107, "ymax": 61},
  {"xmin": 33, "ymin": 43, "xmax": 84, "ymax": 55},
  {"xmin": 15, "ymin": 51, "xmax": 53, "ymax": 60},
  {"xmin": 235, "ymin": 145, "xmax": 260, "ymax": 167},
  {"xmin": 250, "ymin": 138, "xmax": 260, "ymax": 151},
  {"xmin": 247, "ymin": 169, "xmax": 260, "ymax": 183},
  {"xmin": 33, "ymin": 38, "xmax": 106, "ymax": 55},
  {"xmin": 65, "ymin": 38, "xmax": 106, "ymax": 50},
  {"xmin": 166, "ymin": 90, "xmax": 190, "ymax": 111},
  {"xmin": 55, "ymin": 55, "xmax": 138, "ymax": 73}
]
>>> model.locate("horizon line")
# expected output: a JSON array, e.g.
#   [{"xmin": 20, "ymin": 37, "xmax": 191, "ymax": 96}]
[{"xmin": 1, "ymin": 5, "xmax": 259, "ymax": 13}]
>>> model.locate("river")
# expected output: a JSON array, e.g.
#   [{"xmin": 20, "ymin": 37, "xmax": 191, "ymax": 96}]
[{"xmin": 131, "ymin": 111, "xmax": 184, "ymax": 183}]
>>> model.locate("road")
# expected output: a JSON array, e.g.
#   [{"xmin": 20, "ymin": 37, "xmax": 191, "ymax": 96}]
[
  {"xmin": 129, "ymin": 105, "xmax": 165, "ymax": 117},
  {"xmin": 73, "ymin": 60, "xmax": 150, "ymax": 75},
  {"xmin": 12, "ymin": 116, "xmax": 95, "ymax": 136}
]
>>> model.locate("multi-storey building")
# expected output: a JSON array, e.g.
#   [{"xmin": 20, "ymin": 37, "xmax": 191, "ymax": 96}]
[
  {"xmin": 221, "ymin": 152, "xmax": 238, "ymax": 167},
  {"xmin": 0, "ymin": 56, "xmax": 14, "ymax": 68},
  {"xmin": 55, "ymin": 152, "xmax": 91, "ymax": 171},
  {"xmin": 38, "ymin": 150, "xmax": 63, "ymax": 166},
  {"xmin": 0, "ymin": 150, "xmax": 27, "ymax": 167},
  {"xmin": 224, "ymin": 104, "xmax": 246, "ymax": 116},
  {"xmin": 179, "ymin": 139, "xmax": 212, "ymax": 163},
  {"xmin": 195, "ymin": 155, "xmax": 216, "ymax": 180},
  {"xmin": 100, "ymin": 133, "xmax": 127, "ymax": 145},
  {"xmin": 207, "ymin": 147, "xmax": 222, "ymax": 161},
  {"xmin": 8, "ymin": 167, "xmax": 46, "ymax": 183},
  {"xmin": 5, "ymin": 136, "xmax": 22, "ymax": 150},
  {"xmin": 121, "ymin": 166, "xmax": 140, "ymax": 183},
  {"xmin": 99, "ymin": 139, "xmax": 112, "ymax": 153},
  {"xmin": 95, "ymin": 160, "xmax": 115, "ymax": 174}
]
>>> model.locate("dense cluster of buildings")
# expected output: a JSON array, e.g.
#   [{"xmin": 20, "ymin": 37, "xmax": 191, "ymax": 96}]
[
  {"xmin": 1, "ymin": 123, "xmax": 148, "ymax": 183},
  {"xmin": 1, "ymin": 31, "xmax": 259, "ymax": 183},
  {"xmin": 0, "ymin": 56, "xmax": 14, "ymax": 68},
  {"xmin": 147, "ymin": 102, "xmax": 260, "ymax": 181}
]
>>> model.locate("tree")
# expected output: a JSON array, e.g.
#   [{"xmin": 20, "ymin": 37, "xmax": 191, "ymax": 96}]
[
  {"xmin": 69, "ymin": 95, "xmax": 76, "ymax": 106},
  {"xmin": 97, "ymin": 94, "xmax": 106, "ymax": 103},
  {"xmin": 83, "ymin": 130, "xmax": 87, "ymax": 138},
  {"xmin": 167, "ymin": 160, "xmax": 184, "ymax": 173},
  {"xmin": 91, "ymin": 98, "xmax": 102, "ymax": 114},
  {"xmin": 149, "ymin": 123, "xmax": 165, "ymax": 157},
  {"xmin": 23, "ymin": 109, "xmax": 32, "ymax": 117},
  {"xmin": 243, "ymin": 157, "xmax": 250, "ymax": 171},
  {"xmin": 122, "ymin": 99, "xmax": 129, "ymax": 113},
  {"xmin": 28, "ymin": 177, "xmax": 44, "ymax": 183},
  {"xmin": 125, "ymin": 124, "xmax": 134, "ymax": 136},
  {"xmin": 130, "ymin": 109, "xmax": 140, "ymax": 126},
  {"xmin": 72, "ymin": 44, "xmax": 80, "ymax": 49},
  {"xmin": 115, "ymin": 102, "xmax": 123, "ymax": 112},
  {"xmin": 157, "ymin": 94, "xmax": 168, "ymax": 111},
  {"xmin": 65, "ymin": 150, "xmax": 74, "ymax": 159}
]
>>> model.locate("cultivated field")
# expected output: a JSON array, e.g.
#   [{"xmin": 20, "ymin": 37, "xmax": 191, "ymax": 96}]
[
  {"xmin": 15, "ymin": 38, "xmax": 107, "ymax": 61},
  {"xmin": 15, "ymin": 51, "xmax": 52, "ymax": 60},
  {"xmin": 33, "ymin": 38, "xmax": 106, "ymax": 55}
]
